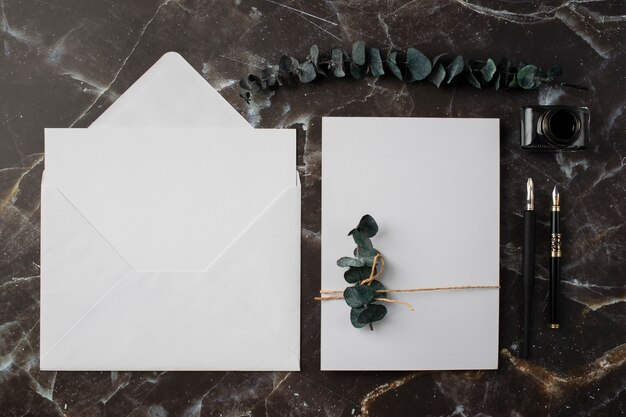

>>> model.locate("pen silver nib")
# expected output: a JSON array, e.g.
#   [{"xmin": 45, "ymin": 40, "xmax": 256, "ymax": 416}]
[
  {"xmin": 526, "ymin": 178, "xmax": 534, "ymax": 210},
  {"xmin": 552, "ymin": 186, "xmax": 560, "ymax": 206}
]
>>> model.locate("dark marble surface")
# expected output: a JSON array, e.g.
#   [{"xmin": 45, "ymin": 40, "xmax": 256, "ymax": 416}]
[{"xmin": 1, "ymin": 0, "xmax": 625, "ymax": 416}]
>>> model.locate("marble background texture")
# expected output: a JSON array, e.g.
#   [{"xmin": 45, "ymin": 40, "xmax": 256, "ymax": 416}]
[{"xmin": 0, "ymin": 0, "xmax": 625, "ymax": 416}]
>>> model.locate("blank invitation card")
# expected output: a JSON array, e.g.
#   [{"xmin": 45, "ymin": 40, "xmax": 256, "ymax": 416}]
[{"xmin": 321, "ymin": 117, "xmax": 500, "ymax": 371}]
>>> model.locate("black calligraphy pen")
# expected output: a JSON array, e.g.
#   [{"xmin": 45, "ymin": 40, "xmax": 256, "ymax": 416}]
[
  {"xmin": 550, "ymin": 186, "xmax": 561, "ymax": 329},
  {"xmin": 522, "ymin": 178, "xmax": 535, "ymax": 358}
]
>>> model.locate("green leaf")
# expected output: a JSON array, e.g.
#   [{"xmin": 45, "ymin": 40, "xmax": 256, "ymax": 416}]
[
  {"xmin": 240, "ymin": 75, "xmax": 261, "ymax": 93},
  {"xmin": 356, "ymin": 214, "xmax": 378, "ymax": 237},
  {"xmin": 353, "ymin": 241, "xmax": 379, "ymax": 260},
  {"xmin": 297, "ymin": 61, "xmax": 316, "ymax": 83},
  {"xmin": 548, "ymin": 65, "xmax": 562, "ymax": 77},
  {"xmin": 309, "ymin": 45, "xmax": 319, "ymax": 66},
  {"xmin": 351, "ymin": 229, "xmax": 373, "ymax": 250},
  {"xmin": 350, "ymin": 62, "xmax": 365, "ymax": 79},
  {"xmin": 239, "ymin": 90, "xmax": 251, "ymax": 104},
  {"xmin": 406, "ymin": 48, "xmax": 432, "ymax": 82},
  {"xmin": 385, "ymin": 50, "xmax": 403, "ymax": 80},
  {"xmin": 344, "ymin": 285, "xmax": 376, "ymax": 308},
  {"xmin": 337, "ymin": 257, "xmax": 365, "ymax": 268},
  {"xmin": 260, "ymin": 67, "xmax": 278, "ymax": 88},
  {"xmin": 446, "ymin": 55, "xmax": 464, "ymax": 84},
  {"xmin": 465, "ymin": 66, "xmax": 481, "ymax": 88},
  {"xmin": 369, "ymin": 279, "xmax": 387, "ymax": 301},
  {"xmin": 480, "ymin": 58, "xmax": 496, "ymax": 82},
  {"xmin": 352, "ymin": 40, "xmax": 366, "ymax": 66},
  {"xmin": 331, "ymin": 49, "xmax": 345, "ymax": 78},
  {"xmin": 369, "ymin": 48, "xmax": 384, "ymax": 77},
  {"xmin": 508, "ymin": 74, "xmax": 518, "ymax": 88},
  {"xmin": 260, "ymin": 67, "xmax": 277, "ymax": 79},
  {"xmin": 359, "ymin": 247, "xmax": 379, "ymax": 259},
  {"xmin": 362, "ymin": 255, "xmax": 377, "ymax": 266},
  {"xmin": 344, "ymin": 266, "xmax": 374, "ymax": 284},
  {"xmin": 494, "ymin": 72, "xmax": 501, "ymax": 91},
  {"xmin": 356, "ymin": 304, "xmax": 387, "ymax": 324},
  {"xmin": 309, "ymin": 45, "xmax": 327, "ymax": 77},
  {"xmin": 427, "ymin": 62, "xmax": 446, "ymax": 87},
  {"xmin": 432, "ymin": 53, "xmax": 447, "ymax": 66},
  {"xmin": 516, "ymin": 64, "xmax": 537, "ymax": 89},
  {"xmin": 350, "ymin": 307, "xmax": 368, "ymax": 328},
  {"xmin": 279, "ymin": 55, "xmax": 299, "ymax": 75}
]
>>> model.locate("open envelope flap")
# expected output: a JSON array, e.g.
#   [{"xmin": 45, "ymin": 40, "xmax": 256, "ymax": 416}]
[{"xmin": 91, "ymin": 52, "xmax": 250, "ymax": 129}]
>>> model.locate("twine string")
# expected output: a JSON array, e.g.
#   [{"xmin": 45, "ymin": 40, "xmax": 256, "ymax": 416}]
[
  {"xmin": 361, "ymin": 253, "xmax": 384, "ymax": 285},
  {"xmin": 315, "ymin": 253, "xmax": 500, "ymax": 310}
]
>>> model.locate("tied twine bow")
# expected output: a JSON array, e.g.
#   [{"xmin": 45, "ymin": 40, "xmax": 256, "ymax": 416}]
[{"xmin": 315, "ymin": 253, "xmax": 500, "ymax": 312}]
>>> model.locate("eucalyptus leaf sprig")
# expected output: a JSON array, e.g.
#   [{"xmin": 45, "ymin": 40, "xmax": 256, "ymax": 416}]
[
  {"xmin": 338, "ymin": 215, "xmax": 387, "ymax": 330},
  {"xmin": 240, "ymin": 41, "xmax": 587, "ymax": 103},
  {"xmin": 328, "ymin": 214, "xmax": 417, "ymax": 331}
]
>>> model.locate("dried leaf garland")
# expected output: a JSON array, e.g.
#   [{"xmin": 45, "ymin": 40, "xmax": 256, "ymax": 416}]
[{"xmin": 239, "ymin": 41, "xmax": 587, "ymax": 103}]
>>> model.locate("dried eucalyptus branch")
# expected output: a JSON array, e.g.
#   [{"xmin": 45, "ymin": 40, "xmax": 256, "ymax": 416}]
[{"xmin": 239, "ymin": 41, "xmax": 587, "ymax": 103}]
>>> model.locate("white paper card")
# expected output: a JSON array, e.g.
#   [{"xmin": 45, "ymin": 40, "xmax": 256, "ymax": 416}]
[{"xmin": 321, "ymin": 117, "xmax": 500, "ymax": 371}]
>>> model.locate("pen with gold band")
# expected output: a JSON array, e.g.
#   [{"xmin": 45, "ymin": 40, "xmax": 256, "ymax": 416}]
[{"xmin": 550, "ymin": 186, "xmax": 561, "ymax": 329}]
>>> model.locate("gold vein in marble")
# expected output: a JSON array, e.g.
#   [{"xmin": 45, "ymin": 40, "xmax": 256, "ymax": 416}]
[
  {"xmin": 502, "ymin": 344, "xmax": 626, "ymax": 397},
  {"xmin": 360, "ymin": 373, "xmax": 417, "ymax": 417}
]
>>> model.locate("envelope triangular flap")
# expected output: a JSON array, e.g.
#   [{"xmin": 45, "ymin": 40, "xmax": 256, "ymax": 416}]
[
  {"xmin": 40, "ymin": 185, "xmax": 132, "ymax": 366},
  {"xmin": 43, "ymin": 127, "xmax": 296, "ymax": 271},
  {"xmin": 91, "ymin": 52, "xmax": 250, "ymax": 129},
  {"xmin": 205, "ymin": 182, "xmax": 301, "ymax": 361},
  {"xmin": 40, "ymin": 270, "xmax": 298, "ymax": 371}
]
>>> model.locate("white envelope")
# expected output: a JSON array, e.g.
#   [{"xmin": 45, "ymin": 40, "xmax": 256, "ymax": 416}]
[
  {"xmin": 40, "ymin": 53, "xmax": 301, "ymax": 371},
  {"xmin": 321, "ymin": 117, "xmax": 500, "ymax": 371}
]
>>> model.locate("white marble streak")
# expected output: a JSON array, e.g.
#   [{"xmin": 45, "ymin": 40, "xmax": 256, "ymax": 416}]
[
  {"xmin": 68, "ymin": 0, "xmax": 178, "ymax": 127},
  {"xmin": 0, "ymin": 0, "xmax": 43, "ymax": 46}
]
